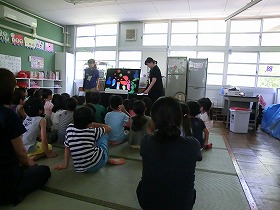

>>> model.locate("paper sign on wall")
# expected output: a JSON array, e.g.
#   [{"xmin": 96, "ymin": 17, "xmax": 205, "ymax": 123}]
[
  {"xmin": 45, "ymin": 42, "xmax": 54, "ymax": 53},
  {"xmin": 10, "ymin": 33, "xmax": 24, "ymax": 46},
  {"xmin": 29, "ymin": 56, "xmax": 44, "ymax": 69},
  {"xmin": 0, "ymin": 29, "xmax": 9, "ymax": 43}
]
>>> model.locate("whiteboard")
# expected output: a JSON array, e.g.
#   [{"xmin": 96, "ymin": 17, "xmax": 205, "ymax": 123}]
[{"xmin": 0, "ymin": 54, "xmax": 22, "ymax": 74}]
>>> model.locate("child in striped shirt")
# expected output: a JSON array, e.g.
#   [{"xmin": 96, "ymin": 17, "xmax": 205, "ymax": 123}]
[{"xmin": 54, "ymin": 106, "xmax": 112, "ymax": 173}]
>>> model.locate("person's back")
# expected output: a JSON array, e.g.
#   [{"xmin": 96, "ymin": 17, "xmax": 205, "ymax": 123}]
[
  {"xmin": 57, "ymin": 97, "xmax": 77, "ymax": 143},
  {"xmin": 198, "ymin": 98, "xmax": 213, "ymax": 132},
  {"xmin": 128, "ymin": 100, "xmax": 151, "ymax": 148},
  {"xmin": 137, "ymin": 97, "xmax": 201, "ymax": 210},
  {"xmin": 105, "ymin": 95, "xmax": 129, "ymax": 144},
  {"xmin": 93, "ymin": 104, "xmax": 106, "ymax": 123},
  {"xmin": 187, "ymin": 101, "xmax": 209, "ymax": 148}
]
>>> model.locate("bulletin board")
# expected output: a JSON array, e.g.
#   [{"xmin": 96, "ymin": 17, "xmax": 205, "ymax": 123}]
[{"xmin": 0, "ymin": 53, "xmax": 21, "ymax": 73}]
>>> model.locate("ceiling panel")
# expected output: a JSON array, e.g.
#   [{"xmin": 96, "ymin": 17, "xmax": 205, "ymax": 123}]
[{"xmin": 1, "ymin": 0, "xmax": 280, "ymax": 25}]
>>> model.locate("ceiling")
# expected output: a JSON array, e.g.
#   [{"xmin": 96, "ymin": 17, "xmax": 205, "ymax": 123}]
[{"xmin": 1, "ymin": 0, "xmax": 280, "ymax": 26}]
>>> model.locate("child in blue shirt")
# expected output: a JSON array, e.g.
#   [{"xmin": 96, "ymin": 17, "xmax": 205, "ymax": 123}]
[{"xmin": 105, "ymin": 95, "xmax": 130, "ymax": 145}]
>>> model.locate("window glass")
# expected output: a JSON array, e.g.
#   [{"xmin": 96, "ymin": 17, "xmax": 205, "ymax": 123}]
[
  {"xmin": 95, "ymin": 51, "xmax": 116, "ymax": 60},
  {"xmin": 118, "ymin": 61, "xmax": 141, "ymax": 69},
  {"xmin": 198, "ymin": 34, "xmax": 226, "ymax": 46},
  {"xmin": 262, "ymin": 18, "xmax": 280, "ymax": 32},
  {"xmin": 169, "ymin": 51, "xmax": 196, "ymax": 58},
  {"xmin": 119, "ymin": 51, "xmax": 141, "ymax": 60},
  {"xmin": 76, "ymin": 26, "xmax": 95, "ymax": 36},
  {"xmin": 259, "ymin": 52, "xmax": 280, "ymax": 64},
  {"xmin": 198, "ymin": 20, "xmax": 226, "ymax": 32},
  {"xmin": 76, "ymin": 37, "xmax": 95, "ymax": 47},
  {"xmin": 207, "ymin": 63, "xmax": 224, "ymax": 74},
  {"xmin": 76, "ymin": 52, "xmax": 94, "ymax": 60},
  {"xmin": 258, "ymin": 77, "xmax": 280, "ymax": 88},
  {"xmin": 95, "ymin": 24, "xmax": 117, "ymax": 35},
  {"xmin": 143, "ymin": 34, "xmax": 168, "ymax": 46},
  {"xmin": 207, "ymin": 74, "xmax": 223, "ymax": 85},
  {"xmin": 171, "ymin": 34, "xmax": 196, "ymax": 46},
  {"xmin": 75, "ymin": 60, "xmax": 87, "ymax": 80},
  {"xmin": 144, "ymin": 23, "xmax": 168, "ymax": 33},
  {"xmin": 261, "ymin": 33, "xmax": 280, "ymax": 46},
  {"xmin": 258, "ymin": 65, "xmax": 280, "ymax": 76},
  {"xmin": 95, "ymin": 36, "xmax": 116, "ymax": 47},
  {"xmin": 197, "ymin": 52, "xmax": 224, "ymax": 62},
  {"xmin": 230, "ymin": 20, "xmax": 261, "ymax": 32},
  {"xmin": 171, "ymin": 21, "xmax": 197, "ymax": 33},
  {"xmin": 227, "ymin": 75, "xmax": 255, "ymax": 87},
  {"xmin": 230, "ymin": 34, "xmax": 260, "ymax": 46},
  {"xmin": 228, "ymin": 53, "xmax": 258, "ymax": 63},
  {"xmin": 227, "ymin": 64, "xmax": 256, "ymax": 75}
]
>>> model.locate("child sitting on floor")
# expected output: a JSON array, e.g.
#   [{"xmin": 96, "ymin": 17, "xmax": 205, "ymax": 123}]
[
  {"xmin": 198, "ymin": 97, "xmax": 213, "ymax": 132},
  {"xmin": 89, "ymin": 92, "xmax": 106, "ymax": 124},
  {"xmin": 128, "ymin": 100, "xmax": 152, "ymax": 148},
  {"xmin": 105, "ymin": 95, "xmax": 130, "ymax": 145},
  {"xmin": 54, "ymin": 107, "xmax": 124, "ymax": 172},
  {"xmin": 187, "ymin": 101, "xmax": 210, "ymax": 149},
  {"xmin": 22, "ymin": 97, "xmax": 57, "ymax": 160}
]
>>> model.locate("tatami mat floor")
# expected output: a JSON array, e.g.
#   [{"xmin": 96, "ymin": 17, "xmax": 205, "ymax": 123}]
[{"xmin": 2, "ymin": 123, "xmax": 256, "ymax": 210}]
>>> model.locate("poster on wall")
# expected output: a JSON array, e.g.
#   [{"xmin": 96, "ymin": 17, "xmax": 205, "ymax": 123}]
[
  {"xmin": 29, "ymin": 56, "xmax": 44, "ymax": 69},
  {"xmin": 0, "ymin": 54, "xmax": 21, "ymax": 74},
  {"xmin": 0, "ymin": 29, "xmax": 9, "ymax": 43}
]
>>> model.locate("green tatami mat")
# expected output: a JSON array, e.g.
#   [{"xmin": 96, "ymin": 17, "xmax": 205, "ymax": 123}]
[
  {"xmin": 35, "ymin": 147, "xmax": 66, "ymax": 167},
  {"xmin": 44, "ymin": 160, "xmax": 142, "ymax": 210},
  {"xmin": 194, "ymin": 171, "xmax": 250, "ymax": 210},
  {"xmin": 209, "ymin": 133, "xmax": 227, "ymax": 149},
  {"xmin": 2, "ymin": 190, "xmax": 113, "ymax": 210},
  {"xmin": 197, "ymin": 149, "xmax": 236, "ymax": 175},
  {"xmin": 109, "ymin": 143, "xmax": 141, "ymax": 161}
]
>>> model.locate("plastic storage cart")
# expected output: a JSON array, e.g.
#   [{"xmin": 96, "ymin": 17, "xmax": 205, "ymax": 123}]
[{"xmin": 230, "ymin": 107, "xmax": 251, "ymax": 133}]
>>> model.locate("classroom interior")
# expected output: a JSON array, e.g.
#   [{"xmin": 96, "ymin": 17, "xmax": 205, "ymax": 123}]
[{"xmin": 1, "ymin": 0, "xmax": 280, "ymax": 209}]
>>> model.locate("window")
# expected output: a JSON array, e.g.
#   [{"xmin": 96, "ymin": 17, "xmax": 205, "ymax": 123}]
[
  {"xmin": 76, "ymin": 26, "xmax": 95, "ymax": 36},
  {"xmin": 259, "ymin": 52, "xmax": 280, "ymax": 64},
  {"xmin": 171, "ymin": 21, "xmax": 197, "ymax": 33},
  {"xmin": 262, "ymin": 18, "xmax": 280, "ymax": 32},
  {"xmin": 96, "ymin": 24, "xmax": 117, "ymax": 35},
  {"xmin": 228, "ymin": 64, "xmax": 256, "ymax": 75},
  {"xmin": 95, "ymin": 36, "xmax": 116, "ymax": 47},
  {"xmin": 228, "ymin": 53, "xmax": 258, "ymax": 63},
  {"xmin": 143, "ymin": 22, "xmax": 168, "ymax": 46},
  {"xmin": 207, "ymin": 63, "xmax": 224, "ymax": 74},
  {"xmin": 261, "ymin": 33, "xmax": 280, "ymax": 46},
  {"xmin": 230, "ymin": 20, "xmax": 261, "ymax": 32},
  {"xmin": 258, "ymin": 65, "xmax": 280, "ymax": 76},
  {"xmin": 75, "ymin": 52, "xmax": 95, "ymax": 79},
  {"xmin": 257, "ymin": 77, "xmax": 280, "ymax": 88},
  {"xmin": 171, "ymin": 34, "xmax": 196, "ymax": 46},
  {"xmin": 198, "ymin": 34, "xmax": 226, "ymax": 46},
  {"xmin": 227, "ymin": 75, "xmax": 255, "ymax": 87},
  {"xmin": 95, "ymin": 24, "xmax": 117, "ymax": 47},
  {"xmin": 118, "ymin": 51, "xmax": 141, "ymax": 69},
  {"xmin": 197, "ymin": 52, "xmax": 224, "ymax": 62},
  {"xmin": 169, "ymin": 51, "xmax": 196, "ymax": 58},
  {"xmin": 76, "ymin": 37, "xmax": 95, "ymax": 48},
  {"xmin": 230, "ymin": 34, "xmax": 260, "ymax": 46},
  {"xmin": 198, "ymin": 20, "xmax": 226, "ymax": 33},
  {"xmin": 207, "ymin": 75, "xmax": 223, "ymax": 85}
]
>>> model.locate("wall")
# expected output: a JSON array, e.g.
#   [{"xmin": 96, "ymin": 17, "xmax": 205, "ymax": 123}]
[{"xmin": 0, "ymin": 3, "xmax": 64, "ymax": 72}]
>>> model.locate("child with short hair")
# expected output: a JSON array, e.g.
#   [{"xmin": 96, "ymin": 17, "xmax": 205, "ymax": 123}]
[
  {"xmin": 89, "ymin": 92, "xmax": 106, "ymax": 123},
  {"xmin": 105, "ymin": 95, "xmax": 130, "ymax": 145},
  {"xmin": 57, "ymin": 97, "xmax": 78, "ymax": 143},
  {"xmin": 197, "ymin": 97, "xmax": 214, "ymax": 131},
  {"xmin": 187, "ymin": 101, "xmax": 209, "ymax": 149},
  {"xmin": 128, "ymin": 100, "xmax": 152, "ymax": 148},
  {"xmin": 137, "ymin": 97, "xmax": 202, "ymax": 210},
  {"xmin": 54, "ymin": 107, "xmax": 113, "ymax": 173},
  {"xmin": 10, "ymin": 88, "xmax": 27, "ymax": 121},
  {"xmin": 22, "ymin": 97, "xmax": 57, "ymax": 160},
  {"xmin": 76, "ymin": 95, "xmax": 86, "ymax": 109},
  {"xmin": 123, "ymin": 98, "xmax": 135, "ymax": 130}
]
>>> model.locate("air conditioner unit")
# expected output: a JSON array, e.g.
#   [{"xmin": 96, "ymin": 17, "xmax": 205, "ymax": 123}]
[
  {"xmin": 125, "ymin": 29, "xmax": 137, "ymax": 41},
  {"xmin": 0, "ymin": 5, "xmax": 37, "ymax": 28}
]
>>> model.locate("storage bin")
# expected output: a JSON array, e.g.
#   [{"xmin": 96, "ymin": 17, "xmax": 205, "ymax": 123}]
[{"xmin": 230, "ymin": 107, "xmax": 251, "ymax": 133}]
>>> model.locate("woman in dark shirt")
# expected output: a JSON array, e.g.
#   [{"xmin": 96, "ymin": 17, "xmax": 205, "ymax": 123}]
[
  {"xmin": 144, "ymin": 57, "xmax": 164, "ymax": 103},
  {"xmin": 137, "ymin": 97, "xmax": 202, "ymax": 210},
  {"xmin": 0, "ymin": 68, "xmax": 51, "ymax": 205}
]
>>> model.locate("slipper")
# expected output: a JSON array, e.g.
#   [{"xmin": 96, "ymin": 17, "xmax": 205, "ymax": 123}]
[
  {"xmin": 107, "ymin": 158, "xmax": 125, "ymax": 165},
  {"xmin": 204, "ymin": 143, "xmax": 213, "ymax": 150}
]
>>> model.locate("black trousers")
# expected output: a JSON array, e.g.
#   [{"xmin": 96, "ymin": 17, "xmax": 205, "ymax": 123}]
[{"xmin": 0, "ymin": 165, "xmax": 51, "ymax": 205}]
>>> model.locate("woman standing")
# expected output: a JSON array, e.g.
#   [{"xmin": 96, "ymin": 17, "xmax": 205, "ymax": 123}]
[
  {"xmin": 83, "ymin": 59, "xmax": 100, "ymax": 92},
  {"xmin": 144, "ymin": 57, "xmax": 164, "ymax": 103}
]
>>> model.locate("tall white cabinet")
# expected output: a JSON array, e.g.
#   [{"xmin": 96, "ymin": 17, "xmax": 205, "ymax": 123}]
[{"xmin": 55, "ymin": 52, "xmax": 75, "ymax": 95}]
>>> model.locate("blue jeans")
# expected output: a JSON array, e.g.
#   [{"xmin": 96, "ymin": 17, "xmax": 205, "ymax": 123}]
[{"xmin": 86, "ymin": 134, "xmax": 108, "ymax": 173}]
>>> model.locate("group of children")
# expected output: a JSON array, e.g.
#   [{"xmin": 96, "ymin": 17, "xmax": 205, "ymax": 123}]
[{"xmin": 2, "ymin": 65, "xmax": 215, "ymax": 208}]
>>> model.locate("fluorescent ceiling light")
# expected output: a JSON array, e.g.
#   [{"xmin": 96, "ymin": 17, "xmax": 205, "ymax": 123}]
[
  {"xmin": 65, "ymin": 0, "xmax": 116, "ymax": 4},
  {"xmin": 225, "ymin": 0, "xmax": 262, "ymax": 22}
]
